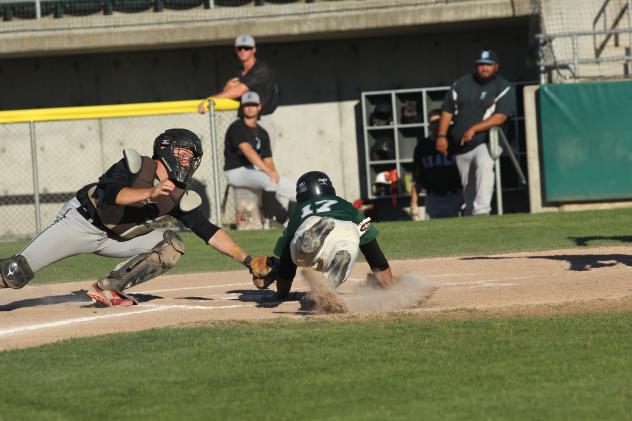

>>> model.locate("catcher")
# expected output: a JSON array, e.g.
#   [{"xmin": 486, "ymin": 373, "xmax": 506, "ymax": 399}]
[
  {"xmin": 252, "ymin": 171, "xmax": 394, "ymax": 299},
  {"xmin": 0, "ymin": 128, "xmax": 274, "ymax": 306}
]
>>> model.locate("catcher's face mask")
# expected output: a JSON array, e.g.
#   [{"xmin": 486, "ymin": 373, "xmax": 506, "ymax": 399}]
[{"xmin": 154, "ymin": 129, "xmax": 203, "ymax": 187}]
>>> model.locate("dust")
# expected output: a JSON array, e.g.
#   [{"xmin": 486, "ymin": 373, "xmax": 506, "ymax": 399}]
[
  {"xmin": 300, "ymin": 270, "xmax": 435, "ymax": 314},
  {"xmin": 344, "ymin": 273, "xmax": 436, "ymax": 313},
  {"xmin": 301, "ymin": 270, "xmax": 348, "ymax": 314}
]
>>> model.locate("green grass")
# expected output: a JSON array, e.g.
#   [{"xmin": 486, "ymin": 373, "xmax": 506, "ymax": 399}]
[
  {"xmin": 1, "ymin": 313, "xmax": 631, "ymax": 420},
  {"xmin": 3, "ymin": 207, "xmax": 632, "ymax": 284}
]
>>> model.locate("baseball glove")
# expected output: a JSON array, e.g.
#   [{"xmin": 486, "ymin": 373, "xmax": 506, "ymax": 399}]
[{"xmin": 245, "ymin": 256, "xmax": 280, "ymax": 289}]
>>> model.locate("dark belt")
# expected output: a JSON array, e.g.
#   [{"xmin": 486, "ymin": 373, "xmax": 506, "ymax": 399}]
[
  {"xmin": 427, "ymin": 189, "xmax": 461, "ymax": 197},
  {"xmin": 75, "ymin": 203, "xmax": 93, "ymax": 221},
  {"xmin": 75, "ymin": 201, "xmax": 108, "ymax": 232}
]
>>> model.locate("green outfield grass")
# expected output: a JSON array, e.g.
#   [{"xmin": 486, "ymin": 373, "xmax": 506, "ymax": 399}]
[
  {"xmin": 1, "ymin": 313, "xmax": 631, "ymax": 420},
  {"xmin": 2, "ymin": 207, "xmax": 632, "ymax": 284}
]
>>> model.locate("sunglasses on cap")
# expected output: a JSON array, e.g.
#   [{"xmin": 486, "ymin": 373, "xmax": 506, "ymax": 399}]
[{"xmin": 236, "ymin": 46, "xmax": 254, "ymax": 51}]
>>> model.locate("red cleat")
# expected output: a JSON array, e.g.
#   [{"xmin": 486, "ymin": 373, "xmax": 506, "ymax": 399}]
[{"xmin": 87, "ymin": 282, "xmax": 135, "ymax": 307}]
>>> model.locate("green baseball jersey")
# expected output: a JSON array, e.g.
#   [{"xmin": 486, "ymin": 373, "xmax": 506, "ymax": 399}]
[{"xmin": 273, "ymin": 195, "xmax": 379, "ymax": 256}]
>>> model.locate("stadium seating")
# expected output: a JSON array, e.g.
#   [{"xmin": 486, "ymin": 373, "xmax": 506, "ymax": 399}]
[{"xmin": 0, "ymin": 0, "xmax": 324, "ymax": 21}]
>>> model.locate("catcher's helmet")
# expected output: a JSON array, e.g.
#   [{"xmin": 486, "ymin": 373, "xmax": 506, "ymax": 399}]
[
  {"xmin": 296, "ymin": 171, "xmax": 336, "ymax": 203},
  {"xmin": 153, "ymin": 128, "xmax": 203, "ymax": 186}
]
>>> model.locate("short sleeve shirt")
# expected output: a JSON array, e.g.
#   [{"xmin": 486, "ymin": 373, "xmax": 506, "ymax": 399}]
[
  {"xmin": 238, "ymin": 59, "xmax": 279, "ymax": 116},
  {"xmin": 223, "ymin": 119, "xmax": 272, "ymax": 171},
  {"xmin": 442, "ymin": 74, "xmax": 516, "ymax": 154},
  {"xmin": 412, "ymin": 137, "xmax": 462, "ymax": 194},
  {"xmin": 273, "ymin": 195, "xmax": 379, "ymax": 256}
]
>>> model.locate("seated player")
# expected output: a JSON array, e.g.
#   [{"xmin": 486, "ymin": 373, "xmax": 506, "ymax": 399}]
[
  {"xmin": 224, "ymin": 91, "xmax": 295, "ymax": 224},
  {"xmin": 253, "ymin": 171, "xmax": 394, "ymax": 299},
  {"xmin": 0, "ymin": 128, "xmax": 273, "ymax": 306}
]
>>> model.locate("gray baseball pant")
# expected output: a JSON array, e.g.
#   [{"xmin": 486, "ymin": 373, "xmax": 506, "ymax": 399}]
[
  {"xmin": 225, "ymin": 167, "xmax": 295, "ymax": 201},
  {"xmin": 19, "ymin": 197, "xmax": 165, "ymax": 273},
  {"xmin": 455, "ymin": 143, "xmax": 495, "ymax": 216}
]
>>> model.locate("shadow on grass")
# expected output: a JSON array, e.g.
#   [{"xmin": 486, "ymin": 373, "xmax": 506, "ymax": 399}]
[
  {"xmin": 0, "ymin": 289, "xmax": 90, "ymax": 311},
  {"xmin": 570, "ymin": 235, "xmax": 632, "ymax": 247},
  {"xmin": 462, "ymin": 254, "xmax": 632, "ymax": 272}
]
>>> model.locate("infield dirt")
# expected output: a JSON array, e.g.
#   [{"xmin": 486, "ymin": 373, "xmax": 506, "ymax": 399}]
[{"xmin": 2, "ymin": 245, "xmax": 632, "ymax": 350}]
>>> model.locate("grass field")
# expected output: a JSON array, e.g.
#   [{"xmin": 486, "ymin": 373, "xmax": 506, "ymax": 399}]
[
  {"xmin": 2, "ymin": 208, "xmax": 632, "ymax": 419},
  {"xmin": 3, "ymin": 207, "xmax": 632, "ymax": 284},
  {"xmin": 1, "ymin": 314, "xmax": 631, "ymax": 419}
]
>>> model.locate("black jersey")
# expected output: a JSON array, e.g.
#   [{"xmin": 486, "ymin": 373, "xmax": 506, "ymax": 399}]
[
  {"xmin": 238, "ymin": 59, "xmax": 279, "ymax": 116},
  {"xmin": 442, "ymin": 74, "xmax": 515, "ymax": 154},
  {"xmin": 223, "ymin": 119, "xmax": 272, "ymax": 171},
  {"xmin": 412, "ymin": 137, "xmax": 461, "ymax": 194}
]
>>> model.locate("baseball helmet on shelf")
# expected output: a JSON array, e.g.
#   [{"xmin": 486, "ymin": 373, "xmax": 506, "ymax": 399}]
[
  {"xmin": 369, "ymin": 102, "xmax": 392, "ymax": 126},
  {"xmin": 296, "ymin": 171, "xmax": 336, "ymax": 203},
  {"xmin": 370, "ymin": 137, "xmax": 395, "ymax": 161},
  {"xmin": 153, "ymin": 128, "xmax": 203, "ymax": 186}
]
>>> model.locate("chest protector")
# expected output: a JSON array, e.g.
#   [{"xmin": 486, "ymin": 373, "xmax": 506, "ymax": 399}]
[{"xmin": 89, "ymin": 155, "xmax": 186, "ymax": 239}]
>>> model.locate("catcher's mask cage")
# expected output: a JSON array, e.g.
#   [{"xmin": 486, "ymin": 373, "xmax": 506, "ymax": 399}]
[
  {"xmin": 296, "ymin": 170, "xmax": 336, "ymax": 203},
  {"xmin": 153, "ymin": 128, "xmax": 203, "ymax": 187}
]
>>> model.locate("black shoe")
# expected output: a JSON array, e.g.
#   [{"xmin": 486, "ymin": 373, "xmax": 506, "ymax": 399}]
[
  {"xmin": 327, "ymin": 250, "xmax": 352, "ymax": 288},
  {"xmin": 296, "ymin": 217, "xmax": 335, "ymax": 267}
]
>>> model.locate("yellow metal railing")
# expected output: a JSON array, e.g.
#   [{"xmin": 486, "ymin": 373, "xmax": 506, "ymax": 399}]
[
  {"xmin": 0, "ymin": 97, "xmax": 240, "ymax": 236},
  {"xmin": 0, "ymin": 98, "xmax": 239, "ymax": 123}
]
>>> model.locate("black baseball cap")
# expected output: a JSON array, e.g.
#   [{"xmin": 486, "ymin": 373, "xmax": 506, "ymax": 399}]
[{"xmin": 475, "ymin": 49, "xmax": 498, "ymax": 65}]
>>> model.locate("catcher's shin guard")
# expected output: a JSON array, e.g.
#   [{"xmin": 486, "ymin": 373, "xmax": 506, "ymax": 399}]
[
  {"xmin": 97, "ymin": 230, "xmax": 184, "ymax": 292},
  {"xmin": 0, "ymin": 255, "xmax": 34, "ymax": 289}
]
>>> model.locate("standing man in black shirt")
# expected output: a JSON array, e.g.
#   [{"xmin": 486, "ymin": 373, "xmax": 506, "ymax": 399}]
[
  {"xmin": 198, "ymin": 34, "xmax": 280, "ymax": 148},
  {"xmin": 224, "ymin": 92, "xmax": 295, "ymax": 225},
  {"xmin": 436, "ymin": 50, "xmax": 515, "ymax": 216},
  {"xmin": 411, "ymin": 109, "xmax": 462, "ymax": 219}
]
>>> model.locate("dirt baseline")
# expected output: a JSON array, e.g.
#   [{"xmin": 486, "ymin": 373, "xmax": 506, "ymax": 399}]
[{"xmin": 2, "ymin": 245, "xmax": 632, "ymax": 350}]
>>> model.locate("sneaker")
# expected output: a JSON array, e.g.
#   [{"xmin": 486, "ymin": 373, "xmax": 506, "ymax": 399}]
[
  {"xmin": 296, "ymin": 217, "xmax": 335, "ymax": 267},
  {"xmin": 327, "ymin": 250, "xmax": 352, "ymax": 288},
  {"xmin": 87, "ymin": 282, "xmax": 135, "ymax": 307}
]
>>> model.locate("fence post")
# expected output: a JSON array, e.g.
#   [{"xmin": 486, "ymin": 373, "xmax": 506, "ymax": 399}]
[
  {"xmin": 628, "ymin": 0, "xmax": 632, "ymax": 68},
  {"xmin": 29, "ymin": 122, "xmax": 42, "ymax": 234},
  {"xmin": 490, "ymin": 128, "xmax": 504, "ymax": 215},
  {"xmin": 208, "ymin": 100, "xmax": 223, "ymax": 226},
  {"xmin": 572, "ymin": 34, "xmax": 579, "ymax": 79}
]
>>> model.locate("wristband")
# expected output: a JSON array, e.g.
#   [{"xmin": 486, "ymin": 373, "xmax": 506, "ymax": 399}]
[
  {"xmin": 438, "ymin": 134, "xmax": 447, "ymax": 138},
  {"xmin": 243, "ymin": 255, "xmax": 253, "ymax": 269}
]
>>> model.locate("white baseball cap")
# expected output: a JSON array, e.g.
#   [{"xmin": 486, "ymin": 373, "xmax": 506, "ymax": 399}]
[{"xmin": 235, "ymin": 34, "xmax": 256, "ymax": 48}]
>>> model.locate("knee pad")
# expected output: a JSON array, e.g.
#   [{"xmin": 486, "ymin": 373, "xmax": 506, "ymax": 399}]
[
  {"xmin": 0, "ymin": 255, "xmax": 34, "ymax": 289},
  {"xmin": 99, "ymin": 230, "xmax": 184, "ymax": 291}
]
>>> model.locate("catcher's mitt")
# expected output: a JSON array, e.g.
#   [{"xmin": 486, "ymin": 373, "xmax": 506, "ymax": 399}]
[{"xmin": 244, "ymin": 256, "xmax": 280, "ymax": 290}]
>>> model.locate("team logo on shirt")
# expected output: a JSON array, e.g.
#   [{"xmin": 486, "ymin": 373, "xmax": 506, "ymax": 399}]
[
  {"xmin": 254, "ymin": 137, "xmax": 261, "ymax": 151},
  {"xmin": 480, "ymin": 91, "xmax": 488, "ymax": 100}
]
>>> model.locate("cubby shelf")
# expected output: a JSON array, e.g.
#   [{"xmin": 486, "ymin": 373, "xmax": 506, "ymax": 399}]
[{"xmin": 361, "ymin": 86, "xmax": 449, "ymax": 199}]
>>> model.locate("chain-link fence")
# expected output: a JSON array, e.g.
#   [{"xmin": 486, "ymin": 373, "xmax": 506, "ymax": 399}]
[
  {"xmin": 538, "ymin": 0, "xmax": 632, "ymax": 82},
  {"xmin": 0, "ymin": 100, "xmax": 239, "ymax": 240}
]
